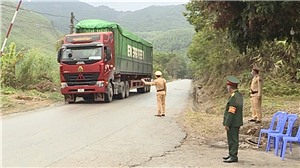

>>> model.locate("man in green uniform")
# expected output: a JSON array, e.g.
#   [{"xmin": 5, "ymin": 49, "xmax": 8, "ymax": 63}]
[{"xmin": 223, "ymin": 76, "xmax": 243, "ymax": 163}]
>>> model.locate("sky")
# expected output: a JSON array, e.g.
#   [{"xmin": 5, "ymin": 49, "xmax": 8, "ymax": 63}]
[{"xmin": 79, "ymin": 0, "xmax": 190, "ymax": 11}]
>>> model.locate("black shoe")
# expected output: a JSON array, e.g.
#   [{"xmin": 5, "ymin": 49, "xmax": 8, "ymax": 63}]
[
  {"xmin": 255, "ymin": 120, "xmax": 261, "ymax": 124},
  {"xmin": 161, "ymin": 114, "xmax": 165, "ymax": 116},
  {"xmin": 154, "ymin": 114, "xmax": 161, "ymax": 117},
  {"xmin": 223, "ymin": 158, "xmax": 238, "ymax": 163},
  {"xmin": 222, "ymin": 156, "xmax": 230, "ymax": 160},
  {"xmin": 249, "ymin": 119, "xmax": 256, "ymax": 122}
]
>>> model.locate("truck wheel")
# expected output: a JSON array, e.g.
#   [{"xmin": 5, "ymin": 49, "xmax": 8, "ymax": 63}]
[
  {"xmin": 125, "ymin": 81, "xmax": 130, "ymax": 98},
  {"xmin": 146, "ymin": 85, "xmax": 151, "ymax": 92},
  {"xmin": 137, "ymin": 88, "xmax": 144, "ymax": 93},
  {"xmin": 104, "ymin": 83, "xmax": 113, "ymax": 103},
  {"xmin": 115, "ymin": 81, "xmax": 125, "ymax": 99},
  {"xmin": 65, "ymin": 95, "xmax": 76, "ymax": 104},
  {"xmin": 137, "ymin": 84, "xmax": 148, "ymax": 93}
]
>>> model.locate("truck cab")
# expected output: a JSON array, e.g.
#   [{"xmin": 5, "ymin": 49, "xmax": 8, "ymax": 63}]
[{"xmin": 57, "ymin": 31, "xmax": 152, "ymax": 104}]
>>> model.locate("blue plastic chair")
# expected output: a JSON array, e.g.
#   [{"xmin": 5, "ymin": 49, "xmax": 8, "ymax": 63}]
[
  {"xmin": 257, "ymin": 111, "xmax": 288, "ymax": 147},
  {"xmin": 280, "ymin": 126, "xmax": 300, "ymax": 160},
  {"xmin": 266, "ymin": 114, "xmax": 298, "ymax": 156}
]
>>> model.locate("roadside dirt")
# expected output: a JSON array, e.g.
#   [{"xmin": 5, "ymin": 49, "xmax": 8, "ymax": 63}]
[{"xmin": 1, "ymin": 93, "xmax": 59, "ymax": 116}]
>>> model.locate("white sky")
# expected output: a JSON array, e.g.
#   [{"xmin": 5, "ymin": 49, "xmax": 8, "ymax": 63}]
[{"xmin": 79, "ymin": 0, "xmax": 190, "ymax": 11}]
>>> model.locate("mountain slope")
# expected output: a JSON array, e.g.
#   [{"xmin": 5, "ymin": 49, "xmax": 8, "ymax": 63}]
[
  {"xmin": 137, "ymin": 28, "xmax": 195, "ymax": 53},
  {"xmin": 22, "ymin": 1, "xmax": 119, "ymax": 34},
  {"xmin": 116, "ymin": 5, "xmax": 192, "ymax": 32},
  {"xmin": 1, "ymin": 1, "xmax": 60, "ymax": 53},
  {"xmin": 2, "ymin": 0, "xmax": 195, "ymax": 54},
  {"xmin": 22, "ymin": 1, "xmax": 192, "ymax": 33}
]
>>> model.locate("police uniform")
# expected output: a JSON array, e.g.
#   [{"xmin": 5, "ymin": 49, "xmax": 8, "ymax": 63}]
[
  {"xmin": 142, "ymin": 71, "xmax": 167, "ymax": 117},
  {"xmin": 249, "ymin": 64, "xmax": 263, "ymax": 123},
  {"xmin": 223, "ymin": 76, "xmax": 243, "ymax": 163}
]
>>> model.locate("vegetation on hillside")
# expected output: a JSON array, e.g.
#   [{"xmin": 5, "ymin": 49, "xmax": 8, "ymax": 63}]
[
  {"xmin": 185, "ymin": 1, "xmax": 300, "ymax": 53},
  {"xmin": 23, "ymin": 1, "xmax": 192, "ymax": 33},
  {"xmin": 2, "ymin": 1, "xmax": 61, "ymax": 52},
  {"xmin": 185, "ymin": 1, "xmax": 300, "ymax": 97},
  {"xmin": 1, "ymin": 1, "xmax": 61, "ymax": 106},
  {"xmin": 137, "ymin": 28, "xmax": 195, "ymax": 54},
  {"xmin": 1, "ymin": 42, "xmax": 59, "ymax": 91}
]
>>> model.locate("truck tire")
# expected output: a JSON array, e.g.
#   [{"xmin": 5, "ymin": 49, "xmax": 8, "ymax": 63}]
[
  {"xmin": 137, "ymin": 88, "xmax": 144, "ymax": 93},
  {"xmin": 125, "ymin": 81, "xmax": 130, "ymax": 98},
  {"xmin": 65, "ymin": 95, "xmax": 76, "ymax": 104},
  {"xmin": 115, "ymin": 81, "xmax": 125, "ymax": 99},
  {"xmin": 137, "ymin": 85, "xmax": 147, "ymax": 93},
  {"xmin": 146, "ymin": 85, "xmax": 151, "ymax": 92},
  {"xmin": 104, "ymin": 83, "xmax": 113, "ymax": 103}
]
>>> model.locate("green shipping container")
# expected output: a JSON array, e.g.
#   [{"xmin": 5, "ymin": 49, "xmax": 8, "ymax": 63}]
[{"xmin": 75, "ymin": 19, "xmax": 153, "ymax": 76}]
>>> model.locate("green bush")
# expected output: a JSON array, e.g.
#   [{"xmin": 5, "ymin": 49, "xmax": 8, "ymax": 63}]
[
  {"xmin": 188, "ymin": 28, "xmax": 300, "ymax": 97},
  {"xmin": 1, "ymin": 42, "xmax": 59, "ymax": 91},
  {"xmin": 0, "ymin": 42, "xmax": 23, "ymax": 88}
]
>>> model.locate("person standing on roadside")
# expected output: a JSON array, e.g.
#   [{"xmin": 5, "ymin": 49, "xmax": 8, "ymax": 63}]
[
  {"xmin": 248, "ymin": 64, "xmax": 263, "ymax": 124},
  {"xmin": 141, "ymin": 71, "xmax": 167, "ymax": 117},
  {"xmin": 223, "ymin": 76, "xmax": 243, "ymax": 163}
]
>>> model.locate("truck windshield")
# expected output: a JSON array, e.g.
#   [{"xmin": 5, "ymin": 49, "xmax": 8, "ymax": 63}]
[{"xmin": 61, "ymin": 47, "xmax": 102, "ymax": 61}]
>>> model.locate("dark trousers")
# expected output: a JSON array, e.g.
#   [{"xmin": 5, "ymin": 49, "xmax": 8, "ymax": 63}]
[{"xmin": 227, "ymin": 127, "xmax": 240, "ymax": 160}]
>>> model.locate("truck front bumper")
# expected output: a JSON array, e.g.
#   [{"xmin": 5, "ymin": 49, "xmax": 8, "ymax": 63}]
[{"xmin": 61, "ymin": 82, "xmax": 106, "ymax": 95}]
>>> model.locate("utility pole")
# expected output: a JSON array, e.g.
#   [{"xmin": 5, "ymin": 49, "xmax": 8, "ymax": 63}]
[
  {"xmin": 1, "ymin": 0, "xmax": 22, "ymax": 56},
  {"xmin": 70, "ymin": 12, "xmax": 74, "ymax": 34}
]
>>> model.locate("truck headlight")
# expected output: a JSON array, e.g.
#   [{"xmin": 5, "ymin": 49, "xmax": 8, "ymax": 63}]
[
  {"xmin": 61, "ymin": 82, "xmax": 68, "ymax": 89},
  {"xmin": 96, "ymin": 81, "xmax": 104, "ymax": 87}
]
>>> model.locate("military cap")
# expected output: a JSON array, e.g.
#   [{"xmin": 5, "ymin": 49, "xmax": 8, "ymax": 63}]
[
  {"xmin": 226, "ymin": 76, "xmax": 240, "ymax": 85},
  {"xmin": 155, "ymin": 71, "xmax": 162, "ymax": 76},
  {"xmin": 252, "ymin": 64, "xmax": 260, "ymax": 71}
]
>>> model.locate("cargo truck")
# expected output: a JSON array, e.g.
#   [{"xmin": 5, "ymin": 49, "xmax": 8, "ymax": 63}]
[{"xmin": 57, "ymin": 19, "xmax": 153, "ymax": 103}]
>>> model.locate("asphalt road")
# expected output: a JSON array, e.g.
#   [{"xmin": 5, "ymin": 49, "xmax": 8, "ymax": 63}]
[{"xmin": 1, "ymin": 79, "xmax": 192, "ymax": 167}]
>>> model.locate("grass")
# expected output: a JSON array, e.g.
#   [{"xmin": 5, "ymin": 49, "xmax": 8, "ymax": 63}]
[{"xmin": 2, "ymin": 1, "xmax": 60, "ymax": 53}]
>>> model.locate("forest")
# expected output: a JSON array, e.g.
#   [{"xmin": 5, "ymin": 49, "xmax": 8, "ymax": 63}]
[{"xmin": 185, "ymin": 1, "xmax": 300, "ymax": 96}]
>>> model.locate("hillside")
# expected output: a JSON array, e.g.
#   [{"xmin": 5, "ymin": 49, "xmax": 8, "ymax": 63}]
[
  {"xmin": 22, "ymin": 1, "xmax": 117, "ymax": 34},
  {"xmin": 115, "ymin": 5, "xmax": 192, "ymax": 32},
  {"xmin": 21, "ymin": 1, "xmax": 194, "ymax": 53},
  {"xmin": 1, "ymin": 1, "xmax": 60, "ymax": 53},
  {"xmin": 137, "ymin": 28, "xmax": 195, "ymax": 53},
  {"xmin": 22, "ymin": 0, "xmax": 192, "ymax": 33}
]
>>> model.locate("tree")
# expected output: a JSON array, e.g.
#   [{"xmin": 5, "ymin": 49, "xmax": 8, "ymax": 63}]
[
  {"xmin": 166, "ymin": 55, "xmax": 188, "ymax": 79},
  {"xmin": 185, "ymin": 1, "xmax": 300, "ymax": 53}
]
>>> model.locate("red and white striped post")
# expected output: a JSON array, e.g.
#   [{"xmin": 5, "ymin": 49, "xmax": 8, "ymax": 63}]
[{"xmin": 0, "ymin": 0, "xmax": 22, "ymax": 56}]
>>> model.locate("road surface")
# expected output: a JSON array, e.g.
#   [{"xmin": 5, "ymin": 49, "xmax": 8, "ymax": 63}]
[{"xmin": 1, "ymin": 79, "xmax": 192, "ymax": 167}]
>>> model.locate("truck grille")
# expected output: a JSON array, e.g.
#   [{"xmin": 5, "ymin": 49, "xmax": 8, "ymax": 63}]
[{"xmin": 63, "ymin": 73, "xmax": 99, "ymax": 86}]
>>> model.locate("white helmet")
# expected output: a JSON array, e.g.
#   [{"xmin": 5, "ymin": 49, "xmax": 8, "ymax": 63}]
[{"xmin": 155, "ymin": 71, "xmax": 162, "ymax": 76}]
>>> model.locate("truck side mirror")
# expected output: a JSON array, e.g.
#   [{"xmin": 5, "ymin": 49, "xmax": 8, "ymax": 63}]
[
  {"xmin": 105, "ymin": 48, "xmax": 111, "ymax": 62},
  {"xmin": 57, "ymin": 49, "xmax": 62, "ymax": 63}
]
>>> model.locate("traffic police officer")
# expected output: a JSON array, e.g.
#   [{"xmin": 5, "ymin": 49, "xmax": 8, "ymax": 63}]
[
  {"xmin": 141, "ymin": 71, "xmax": 167, "ymax": 117},
  {"xmin": 249, "ymin": 64, "xmax": 263, "ymax": 123},
  {"xmin": 223, "ymin": 76, "xmax": 243, "ymax": 163}
]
